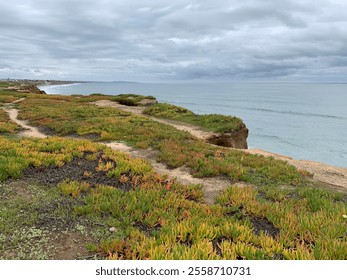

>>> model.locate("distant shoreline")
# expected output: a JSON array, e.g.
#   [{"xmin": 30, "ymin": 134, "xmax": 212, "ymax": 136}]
[{"xmin": 1, "ymin": 78, "xmax": 86, "ymax": 87}]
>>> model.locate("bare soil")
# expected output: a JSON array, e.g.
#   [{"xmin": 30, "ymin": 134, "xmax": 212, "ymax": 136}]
[
  {"xmin": 50, "ymin": 231, "xmax": 94, "ymax": 260},
  {"xmin": 249, "ymin": 216, "xmax": 280, "ymax": 238},
  {"xmin": 22, "ymin": 154, "xmax": 134, "ymax": 192},
  {"xmin": 133, "ymin": 221, "xmax": 161, "ymax": 237},
  {"xmin": 226, "ymin": 206, "xmax": 280, "ymax": 238},
  {"xmin": 6, "ymin": 180, "xmax": 32, "ymax": 201}
]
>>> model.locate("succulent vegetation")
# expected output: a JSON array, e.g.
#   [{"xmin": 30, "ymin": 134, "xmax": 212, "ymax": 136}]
[
  {"xmin": 0, "ymin": 81, "xmax": 346, "ymax": 260},
  {"xmin": 0, "ymin": 135, "xmax": 345, "ymax": 260}
]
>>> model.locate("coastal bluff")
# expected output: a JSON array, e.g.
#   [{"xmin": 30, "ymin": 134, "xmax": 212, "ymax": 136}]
[
  {"xmin": 94, "ymin": 97, "xmax": 249, "ymax": 149},
  {"xmin": 17, "ymin": 85, "xmax": 46, "ymax": 95},
  {"xmin": 206, "ymin": 123, "xmax": 248, "ymax": 149},
  {"xmin": 6, "ymin": 84, "xmax": 46, "ymax": 95}
]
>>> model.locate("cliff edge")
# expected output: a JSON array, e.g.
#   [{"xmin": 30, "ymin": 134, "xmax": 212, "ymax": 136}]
[{"xmin": 206, "ymin": 123, "xmax": 248, "ymax": 149}]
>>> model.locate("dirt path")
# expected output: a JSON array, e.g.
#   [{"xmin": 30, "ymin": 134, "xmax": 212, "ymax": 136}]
[
  {"xmin": 2, "ymin": 99, "xmax": 47, "ymax": 138},
  {"xmin": 104, "ymin": 143, "xmax": 234, "ymax": 204},
  {"xmin": 93, "ymin": 100, "xmax": 216, "ymax": 140}
]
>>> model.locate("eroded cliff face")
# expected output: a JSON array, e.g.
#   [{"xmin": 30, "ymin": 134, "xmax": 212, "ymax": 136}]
[
  {"xmin": 17, "ymin": 85, "xmax": 46, "ymax": 94},
  {"xmin": 206, "ymin": 123, "xmax": 249, "ymax": 149}
]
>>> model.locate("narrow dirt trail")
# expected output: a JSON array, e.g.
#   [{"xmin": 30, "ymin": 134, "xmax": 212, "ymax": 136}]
[
  {"xmin": 104, "ymin": 143, "xmax": 234, "ymax": 204},
  {"xmin": 2, "ymin": 99, "xmax": 47, "ymax": 138},
  {"xmin": 93, "ymin": 100, "xmax": 216, "ymax": 141}
]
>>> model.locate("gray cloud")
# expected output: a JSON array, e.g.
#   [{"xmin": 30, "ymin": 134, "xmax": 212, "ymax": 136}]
[{"xmin": 1, "ymin": 0, "xmax": 347, "ymax": 81}]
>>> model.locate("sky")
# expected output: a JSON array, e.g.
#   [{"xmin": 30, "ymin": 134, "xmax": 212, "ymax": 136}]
[{"xmin": 1, "ymin": 0, "xmax": 347, "ymax": 82}]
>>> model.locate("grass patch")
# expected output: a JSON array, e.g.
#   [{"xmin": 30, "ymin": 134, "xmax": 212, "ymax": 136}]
[
  {"xmin": 216, "ymin": 186, "xmax": 347, "ymax": 260},
  {"xmin": 110, "ymin": 94, "xmax": 156, "ymax": 106},
  {"xmin": 0, "ymin": 95, "xmax": 18, "ymax": 104},
  {"xmin": 0, "ymin": 110, "xmax": 20, "ymax": 134},
  {"xmin": 143, "ymin": 103, "xmax": 244, "ymax": 133}
]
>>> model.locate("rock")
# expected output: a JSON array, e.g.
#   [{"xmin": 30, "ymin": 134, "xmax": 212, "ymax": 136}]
[
  {"xmin": 206, "ymin": 123, "xmax": 249, "ymax": 149},
  {"xmin": 109, "ymin": 227, "xmax": 117, "ymax": 232}
]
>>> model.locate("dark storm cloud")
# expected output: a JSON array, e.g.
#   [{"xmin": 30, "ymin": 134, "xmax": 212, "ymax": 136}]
[{"xmin": 1, "ymin": 0, "xmax": 347, "ymax": 81}]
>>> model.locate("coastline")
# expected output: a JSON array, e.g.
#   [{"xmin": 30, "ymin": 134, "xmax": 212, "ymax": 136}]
[
  {"xmin": 38, "ymin": 82, "xmax": 84, "ymax": 92},
  {"xmin": 38, "ymin": 82, "xmax": 347, "ymax": 169},
  {"xmin": 245, "ymin": 148, "xmax": 347, "ymax": 191},
  {"xmin": 2, "ymin": 93, "xmax": 346, "ymax": 191},
  {"xmin": 2, "ymin": 80, "xmax": 346, "ymax": 190}
]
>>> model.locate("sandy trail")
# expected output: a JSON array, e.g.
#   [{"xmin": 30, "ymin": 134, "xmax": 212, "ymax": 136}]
[
  {"xmin": 93, "ymin": 100, "xmax": 216, "ymax": 140},
  {"xmin": 2, "ymin": 99, "xmax": 46, "ymax": 138},
  {"xmin": 104, "ymin": 144, "xmax": 233, "ymax": 204}
]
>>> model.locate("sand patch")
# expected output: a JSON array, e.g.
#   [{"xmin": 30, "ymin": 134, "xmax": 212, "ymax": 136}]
[
  {"xmin": 6, "ymin": 180, "xmax": 32, "ymax": 201},
  {"xmin": 246, "ymin": 148, "xmax": 347, "ymax": 190}
]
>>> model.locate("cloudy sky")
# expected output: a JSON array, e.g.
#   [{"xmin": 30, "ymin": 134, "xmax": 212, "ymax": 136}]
[{"xmin": 1, "ymin": 0, "xmax": 347, "ymax": 82}]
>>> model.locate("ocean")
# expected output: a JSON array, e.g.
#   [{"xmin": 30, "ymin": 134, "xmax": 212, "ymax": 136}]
[{"xmin": 40, "ymin": 82, "xmax": 347, "ymax": 168}]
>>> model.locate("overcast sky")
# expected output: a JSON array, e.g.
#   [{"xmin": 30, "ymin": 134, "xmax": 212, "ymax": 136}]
[{"xmin": 1, "ymin": 0, "xmax": 347, "ymax": 82}]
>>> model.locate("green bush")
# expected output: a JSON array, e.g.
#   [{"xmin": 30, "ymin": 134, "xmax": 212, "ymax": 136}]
[{"xmin": 144, "ymin": 103, "xmax": 244, "ymax": 133}]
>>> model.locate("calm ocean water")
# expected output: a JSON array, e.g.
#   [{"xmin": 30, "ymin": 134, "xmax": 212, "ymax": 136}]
[{"xmin": 40, "ymin": 82, "xmax": 347, "ymax": 168}]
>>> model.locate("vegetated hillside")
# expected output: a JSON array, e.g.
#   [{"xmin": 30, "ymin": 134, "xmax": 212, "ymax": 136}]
[
  {"xmin": 0, "ymin": 81, "xmax": 346, "ymax": 260},
  {"xmin": 16, "ymin": 97, "xmax": 298, "ymax": 185}
]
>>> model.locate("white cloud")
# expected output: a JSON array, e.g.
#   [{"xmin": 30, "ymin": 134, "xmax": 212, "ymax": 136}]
[{"xmin": 0, "ymin": 0, "xmax": 347, "ymax": 81}]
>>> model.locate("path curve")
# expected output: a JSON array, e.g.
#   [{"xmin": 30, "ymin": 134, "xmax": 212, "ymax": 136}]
[
  {"xmin": 93, "ymin": 100, "xmax": 216, "ymax": 140},
  {"xmin": 2, "ymin": 99, "xmax": 46, "ymax": 138}
]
